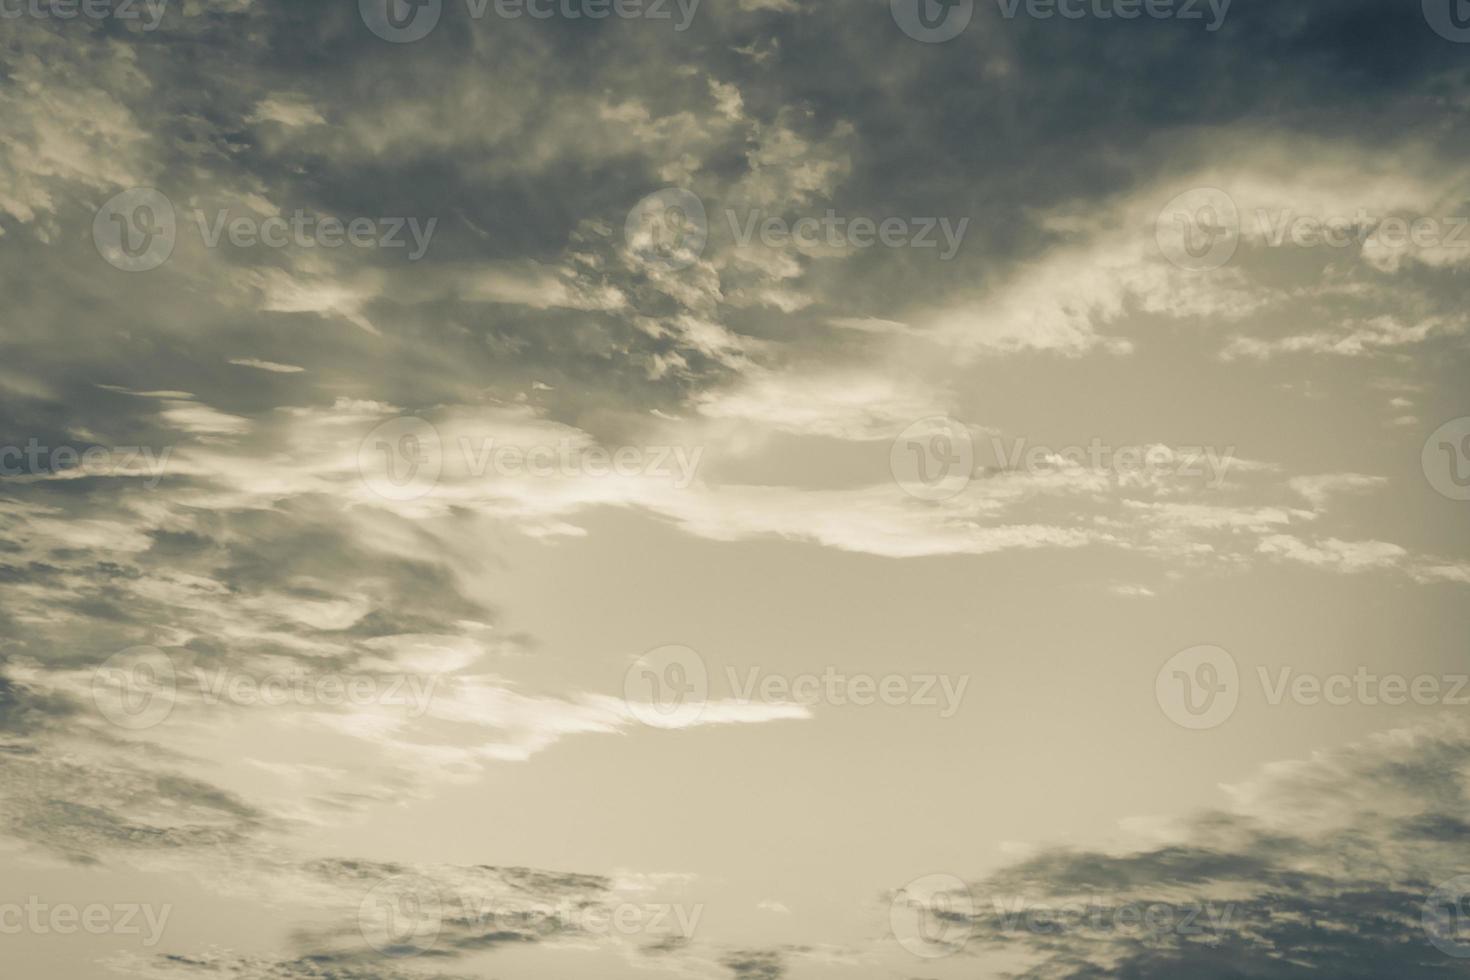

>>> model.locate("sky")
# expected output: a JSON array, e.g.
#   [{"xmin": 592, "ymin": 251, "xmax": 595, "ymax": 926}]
[{"xmin": 1, "ymin": 0, "xmax": 1470, "ymax": 977}]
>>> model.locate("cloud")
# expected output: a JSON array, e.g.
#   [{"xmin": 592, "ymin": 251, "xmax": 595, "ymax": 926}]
[{"xmin": 908, "ymin": 722, "xmax": 1470, "ymax": 978}]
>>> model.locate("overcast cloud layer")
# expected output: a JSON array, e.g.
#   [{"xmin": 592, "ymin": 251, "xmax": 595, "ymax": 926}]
[{"xmin": 2, "ymin": 1, "xmax": 1470, "ymax": 978}]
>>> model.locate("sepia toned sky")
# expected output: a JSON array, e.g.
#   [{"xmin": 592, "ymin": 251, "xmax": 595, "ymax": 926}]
[{"xmin": 2, "ymin": 1, "xmax": 1470, "ymax": 977}]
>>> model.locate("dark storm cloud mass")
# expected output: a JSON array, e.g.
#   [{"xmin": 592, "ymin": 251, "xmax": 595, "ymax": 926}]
[
  {"xmin": 926, "ymin": 724, "xmax": 1470, "ymax": 977},
  {"xmin": 722, "ymin": 947, "xmax": 787, "ymax": 980}
]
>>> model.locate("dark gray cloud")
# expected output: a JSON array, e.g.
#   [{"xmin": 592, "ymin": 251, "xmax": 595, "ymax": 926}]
[{"xmin": 923, "ymin": 724, "xmax": 1470, "ymax": 978}]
